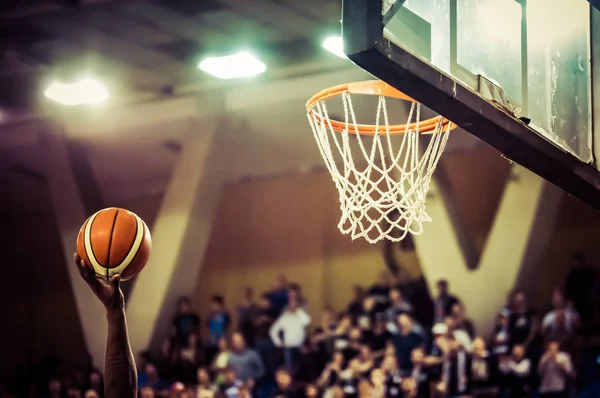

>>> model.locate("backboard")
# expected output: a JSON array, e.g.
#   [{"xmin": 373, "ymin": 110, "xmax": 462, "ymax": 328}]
[{"xmin": 342, "ymin": 0, "xmax": 600, "ymax": 210}]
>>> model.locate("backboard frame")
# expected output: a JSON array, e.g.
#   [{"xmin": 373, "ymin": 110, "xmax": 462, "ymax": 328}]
[{"xmin": 342, "ymin": 0, "xmax": 600, "ymax": 210}]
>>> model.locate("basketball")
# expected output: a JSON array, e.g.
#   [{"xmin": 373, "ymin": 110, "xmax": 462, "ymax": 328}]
[{"xmin": 76, "ymin": 207, "xmax": 152, "ymax": 282}]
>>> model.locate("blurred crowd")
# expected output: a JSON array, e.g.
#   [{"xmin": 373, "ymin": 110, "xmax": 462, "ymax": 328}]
[{"xmin": 6, "ymin": 252, "xmax": 600, "ymax": 398}]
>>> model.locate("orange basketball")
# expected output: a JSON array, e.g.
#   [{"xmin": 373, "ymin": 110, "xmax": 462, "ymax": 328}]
[{"xmin": 76, "ymin": 207, "xmax": 152, "ymax": 281}]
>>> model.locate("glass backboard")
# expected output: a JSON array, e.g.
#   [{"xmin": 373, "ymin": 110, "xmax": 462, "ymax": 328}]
[{"xmin": 342, "ymin": 0, "xmax": 600, "ymax": 209}]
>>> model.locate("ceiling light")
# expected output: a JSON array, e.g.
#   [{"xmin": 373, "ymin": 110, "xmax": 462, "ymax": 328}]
[
  {"xmin": 44, "ymin": 78, "xmax": 108, "ymax": 106},
  {"xmin": 322, "ymin": 36, "xmax": 346, "ymax": 58},
  {"xmin": 198, "ymin": 51, "xmax": 266, "ymax": 79}
]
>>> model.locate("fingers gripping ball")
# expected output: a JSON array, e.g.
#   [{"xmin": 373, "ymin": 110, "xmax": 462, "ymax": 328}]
[{"xmin": 77, "ymin": 208, "xmax": 152, "ymax": 282}]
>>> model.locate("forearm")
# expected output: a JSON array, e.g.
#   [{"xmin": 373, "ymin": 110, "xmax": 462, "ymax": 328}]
[{"xmin": 105, "ymin": 307, "xmax": 137, "ymax": 398}]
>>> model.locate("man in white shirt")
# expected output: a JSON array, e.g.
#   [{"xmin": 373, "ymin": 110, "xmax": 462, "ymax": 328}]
[
  {"xmin": 539, "ymin": 341, "xmax": 574, "ymax": 398},
  {"xmin": 269, "ymin": 295, "xmax": 311, "ymax": 374}
]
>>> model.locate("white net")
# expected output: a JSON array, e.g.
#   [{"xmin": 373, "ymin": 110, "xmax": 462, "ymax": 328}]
[{"xmin": 307, "ymin": 91, "xmax": 451, "ymax": 243}]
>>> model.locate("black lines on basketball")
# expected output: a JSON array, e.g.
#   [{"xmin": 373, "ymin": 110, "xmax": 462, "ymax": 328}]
[{"xmin": 105, "ymin": 209, "xmax": 119, "ymax": 279}]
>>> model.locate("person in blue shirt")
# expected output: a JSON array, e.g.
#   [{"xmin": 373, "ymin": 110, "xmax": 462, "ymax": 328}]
[{"xmin": 207, "ymin": 295, "xmax": 231, "ymax": 355}]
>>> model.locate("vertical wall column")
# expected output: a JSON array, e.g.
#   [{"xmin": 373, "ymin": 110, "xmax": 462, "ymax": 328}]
[
  {"xmin": 414, "ymin": 165, "xmax": 563, "ymax": 337},
  {"xmin": 43, "ymin": 122, "xmax": 107, "ymax": 370},
  {"xmin": 126, "ymin": 115, "xmax": 237, "ymax": 355}
]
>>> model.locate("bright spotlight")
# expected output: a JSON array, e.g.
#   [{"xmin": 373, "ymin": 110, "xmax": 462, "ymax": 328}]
[
  {"xmin": 198, "ymin": 51, "xmax": 267, "ymax": 79},
  {"xmin": 322, "ymin": 36, "xmax": 346, "ymax": 58},
  {"xmin": 44, "ymin": 78, "xmax": 109, "ymax": 106}
]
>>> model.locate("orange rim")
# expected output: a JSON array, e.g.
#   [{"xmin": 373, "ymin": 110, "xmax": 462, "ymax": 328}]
[{"xmin": 306, "ymin": 80, "xmax": 456, "ymax": 136}]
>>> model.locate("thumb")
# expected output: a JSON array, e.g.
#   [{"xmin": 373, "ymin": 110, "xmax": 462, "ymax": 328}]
[{"xmin": 110, "ymin": 273, "xmax": 121, "ymax": 289}]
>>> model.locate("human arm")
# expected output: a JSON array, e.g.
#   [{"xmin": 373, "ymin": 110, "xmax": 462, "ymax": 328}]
[
  {"xmin": 510, "ymin": 359, "xmax": 531, "ymax": 377},
  {"xmin": 74, "ymin": 254, "xmax": 137, "ymax": 398},
  {"xmin": 269, "ymin": 316, "xmax": 284, "ymax": 346}
]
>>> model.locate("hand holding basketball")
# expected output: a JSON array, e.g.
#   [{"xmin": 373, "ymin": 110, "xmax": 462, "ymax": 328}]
[{"xmin": 74, "ymin": 253, "xmax": 124, "ymax": 309}]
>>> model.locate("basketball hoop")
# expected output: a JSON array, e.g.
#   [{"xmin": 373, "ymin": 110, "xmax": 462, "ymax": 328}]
[{"xmin": 306, "ymin": 80, "xmax": 457, "ymax": 243}]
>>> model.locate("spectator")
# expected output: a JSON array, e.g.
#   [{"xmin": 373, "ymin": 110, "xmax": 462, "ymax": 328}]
[
  {"xmin": 88, "ymin": 372, "xmax": 103, "ymax": 398},
  {"xmin": 45, "ymin": 379, "xmax": 65, "ymax": 398},
  {"xmin": 298, "ymin": 334, "xmax": 325, "ymax": 383},
  {"xmin": 207, "ymin": 296, "xmax": 231, "ymax": 358},
  {"xmin": 338, "ymin": 360, "xmax": 361, "ymax": 398},
  {"xmin": 155, "ymin": 339, "xmax": 175, "ymax": 382},
  {"xmin": 317, "ymin": 351, "xmax": 345, "ymax": 389},
  {"xmin": 83, "ymin": 390, "xmax": 98, "ymax": 398},
  {"xmin": 470, "ymin": 337, "xmax": 497, "ymax": 396},
  {"xmin": 210, "ymin": 337, "xmax": 230, "ymax": 385},
  {"xmin": 304, "ymin": 383, "xmax": 319, "ymax": 398},
  {"xmin": 354, "ymin": 346, "xmax": 375, "ymax": 378},
  {"xmin": 237, "ymin": 287, "xmax": 258, "ymax": 347},
  {"xmin": 508, "ymin": 291, "xmax": 540, "ymax": 356},
  {"xmin": 433, "ymin": 280, "xmax": 459, "ymax": 323},
  {"xmin": 139, "ymin": 387, "xmax": 155, "ymax": 398},
  {"xmin": 381, "ymin": 355, "xmax": 402, "ymax": 397},
  {"xmin": 356, "ymin": 296, "xmax": 377, "ymax": 331},
  {"xmin": 179, "ymin": 332, "xmax": 203, "ymax": 384},
  {"xmin": 227, "ymin": 332, "xmax": 264, "ymax": 386},
  {"xmin": 288, "ymin": 283, "xmax": 307, "ymax": 309},
  {"xmin": 219, "ymin": 368, "xmax": 242, "ymax": 398},
  {"xmin": 274, "ymin": 368, "xmax": 298, "ymax": 398},
  {"xmin": 172, "ymin": 297, "xmax": 200, "ymax": 347},
  {"xmin": 386, "ymin": 287, "xmax": 413, "ymax": 323},
  {"xmin": 269, "ymin": 295, "xmax": 311, "ymax": 373},
  {"xmin": 138, "ymin": 363, "xmax": 169, "ymax": 391},
  {"xmin": 538, "ymin": 341, "xmax": 574, "ymax": 398},
  {"xmin": 543, "ymin": 310, "xmax": 577, "ymax": 358},
  {"xmin": 391, "ymin": 314, "xmax": 423, "ymax": 371},
  {"xmin": 451, "ymin": 302, "xmax": 476, "ymax": 339},
  {"xmin": 444, "ymin": 316, "xmax": 472, "ymax": 352},
  {"xmin": 196, "ymin": 367, "xmax": 215, "ymax": 393},
  {"xmin": 313, "ymin": 309, "xmax": 338, "ymax": 358},
  {"xmin": 408, "ymin": 347, "xmax": 431, "ymax": 398},
  {"xmin": 542, "ymin": 289, "xmax": 580, "ymax": 335},
  {"xmin": 491, "ymin": 310, "xmax": 511, "ymax": 357},
  {"xmin": 341, "ymin": 326, "xmax": 363, "ymax": 364},
  {"xmin": 499, "ymin": 345, "xmax": 531, "ymax": 398},
  {"xmin": 439, "ymin": 336, "xmax": 471, "ymax": 398},
  {"xmin": 363, "ymin": 316, "xmax": 392, "ymax": 358},
  {"xmin": 368, "ymin": 368, "xmax": 386, "ymax": 398}
]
